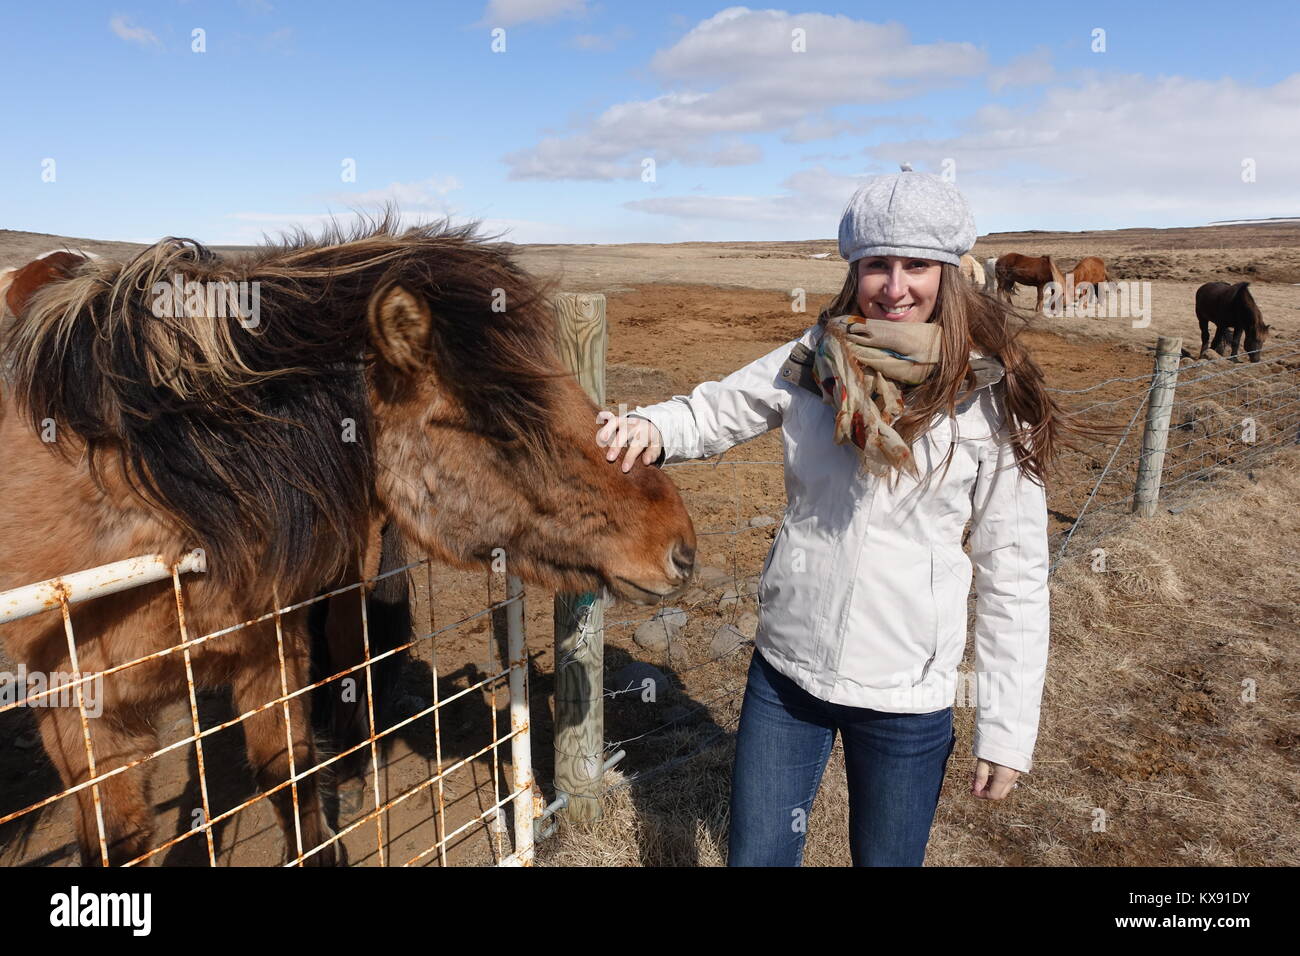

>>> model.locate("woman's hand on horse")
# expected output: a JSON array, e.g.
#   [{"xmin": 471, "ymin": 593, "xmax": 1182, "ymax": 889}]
[
  {"xmin": 972, "ymin": 759, "xmax": 1021, "ymax": 800},
  {"xmin": 595, "ymin": 411, "xmax": 663, "ymax": 471},
  {"xmin": 595, "ymin": 411, "xmax": 663, "ymax": 473}
]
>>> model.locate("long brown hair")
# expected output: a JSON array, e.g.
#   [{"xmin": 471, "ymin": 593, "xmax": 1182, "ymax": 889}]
[{"xmin": 816, "ymin": 261, "xmax": 1124, "ymax": 486}]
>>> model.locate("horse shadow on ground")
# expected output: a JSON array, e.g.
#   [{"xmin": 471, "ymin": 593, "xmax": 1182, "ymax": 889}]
[
  {"xmin": 0, "ymin": 696, "xmax": 79, "ymax": 866},
  {"xmin": 595, "ymin": 638, "xmax": 738, "ymax": 867},
  {"xmin": 432, "ymin": 601, "xmax": 736, "ymax": 867}
]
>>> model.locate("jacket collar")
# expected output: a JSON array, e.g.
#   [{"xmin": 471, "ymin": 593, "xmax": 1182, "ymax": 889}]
[{"xmin": 966, "ymin": 349, "xmax": 1005, "ymax": 392}]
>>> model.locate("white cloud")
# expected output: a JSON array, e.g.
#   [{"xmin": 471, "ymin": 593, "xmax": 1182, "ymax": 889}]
[
  {"xmin": 987, "ymin": 47, "xmax": 1055, "ymax": 93},
  {"xmin": 505, "ymin": 7, "xmax": 984, "ymax": 181},
  {"xmin": 624, "ymin": 165, "xmax": 872, "ymax": 228},
  {"xmin": 862, "ymin": 71, "xmax": 1300, "ymax": 228},
  {"xmin": 110, "ymin": 15, "xmax": 160, "ymax": 47},
  {"xmin": 221, "ymin": 176, "xmax": 467, "ymax": 243},
  {"xmin": 480, "ymin": 0, "xmax": 588, "ymax": 28},
  {"xmin": 331, "ymin": 176, "xmax": 464, "ymax": 212},
  {"xmin": 571, "ymin": 25, "xmax": 632, "ymax": 51},
  {"xmin": 218, "ymin": 211, "xmax": 599, "ymax": 247},
  {"xmin": 624, "ymin": 70, "xmax": 1300, "ymax": 234},
  {"xmin": 781, "ymin": 113, "xmax": 928, "ymax": 144}
]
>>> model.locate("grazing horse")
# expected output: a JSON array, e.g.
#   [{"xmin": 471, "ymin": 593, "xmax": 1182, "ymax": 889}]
[
  {"xmin": 1196, "ymin": 281, "xmax": 1270, "ymax": 362},
  {"xmin": 0, "ymin": 216, "xmax": 698, "ymax": 866},
  {"xmin": 959, "ymin": 254, "xmax": 985, "ymax": 289},
  {"xmin": 994, "ymin": 253, "xmax": 1066, "ymax": 314},
  {"xmin": 1068, "ymin": 256, "xmax": 1108, "ymax": 308}
]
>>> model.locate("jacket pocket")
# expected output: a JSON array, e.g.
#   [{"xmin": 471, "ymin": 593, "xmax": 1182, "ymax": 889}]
[
  {"xmin": 757, "ymin": 515, "xmax": 788, "ymax": 606},
  {"xmin": 840, "ymin": 538, "xmax": 939, "ymax": 691},
  {"xmin": 927, "ymin": 545, "xmax": 973, "ymax": 676}
]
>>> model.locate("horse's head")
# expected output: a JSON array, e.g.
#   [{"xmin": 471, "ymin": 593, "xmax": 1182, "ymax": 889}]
[
  {"xmin": 366, "ymin": 281, "xmax": 696, "ymax": 603},
  {"xmin": 1235, "ymin": 282, "xmax": 1270, "ymax": 362}
]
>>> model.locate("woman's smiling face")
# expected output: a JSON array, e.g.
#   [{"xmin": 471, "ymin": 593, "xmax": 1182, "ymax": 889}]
[{"xmin": 854, "ymin": 255, "xmax": 943, "ymax": 323}]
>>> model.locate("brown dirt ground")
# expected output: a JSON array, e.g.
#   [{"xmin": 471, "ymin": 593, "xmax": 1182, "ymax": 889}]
[{"xmin": 0, "ymin": 223, "xmax": 1296, "ymax": 866}]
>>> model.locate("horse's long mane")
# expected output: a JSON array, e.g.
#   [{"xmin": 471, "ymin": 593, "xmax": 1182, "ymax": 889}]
[
  {"xmin": 1236, "ymin": 282, "xmax": 1267, "ymax": 335},
  {"xmin": 1, "ymin": 209, "xmax": 565, "ymax": 593}
]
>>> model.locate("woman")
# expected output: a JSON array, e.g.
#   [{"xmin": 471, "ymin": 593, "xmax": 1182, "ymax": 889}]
[{"xmin": 594, "ymin": 168, "xmax": 1107, "ymax": 866}]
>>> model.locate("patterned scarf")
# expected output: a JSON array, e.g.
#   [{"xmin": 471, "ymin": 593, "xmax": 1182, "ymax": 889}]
[{"xmin": 812, "ymin": 314, "xmax": 942, "ymax": 479}]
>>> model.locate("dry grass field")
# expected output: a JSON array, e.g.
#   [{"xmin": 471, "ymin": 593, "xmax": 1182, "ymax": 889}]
[{"xmin": 0, "ymin": 222, "xmax": 1295, "ymax": 866}]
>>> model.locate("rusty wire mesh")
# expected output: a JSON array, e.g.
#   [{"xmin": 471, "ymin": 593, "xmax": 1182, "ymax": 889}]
[{"xmin": 0, "ymin": 555, "xmax": 536, "ymax": 867}]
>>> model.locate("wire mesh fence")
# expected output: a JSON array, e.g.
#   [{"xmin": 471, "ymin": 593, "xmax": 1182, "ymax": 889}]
[
  {"xmin": 0, "ymin": 552, "xmax": 536, "ymax": 867},
  {"xmin": 1048, "ymin": 344, "xmax": 1300, "ymax": 568}
]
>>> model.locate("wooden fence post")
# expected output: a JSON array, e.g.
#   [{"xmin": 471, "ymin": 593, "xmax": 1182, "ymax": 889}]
[
  {"xmin": 550, "ymin": 293, "xmax": 607, "ymax": 822},
  {"xmin": 1132, "ymin": 335, "xmax": 1182, "ymax": 517}
]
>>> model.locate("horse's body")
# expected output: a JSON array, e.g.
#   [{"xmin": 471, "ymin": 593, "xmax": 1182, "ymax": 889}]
[
  {"xmin": 1068, "ymin": 256, "xmax": 1108, "ymax": 307},
  {"xmin": 994, "ymin": 253, "xmax": 1065, "ymax": 313},
  {"xmin": 959, "ymin": 254, "xmax": 985, "ymax": 289},
  {"xmin": 1195, "ymin": 281, "xmax": 1270, "ymax": 362},
  {"xmin": 0, "ymin": 217, "xmax": 697, "ymax": 865}
]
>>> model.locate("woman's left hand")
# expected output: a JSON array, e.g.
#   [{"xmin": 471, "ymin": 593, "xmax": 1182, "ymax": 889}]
[{"xmin": 972, "ymin": 759, "xmax": 1021, "ymax": 800}]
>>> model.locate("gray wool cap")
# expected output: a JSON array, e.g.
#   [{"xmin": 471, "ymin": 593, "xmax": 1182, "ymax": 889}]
[{"xmin": 838, "ymin": 164, "xmax": 977, "ymax": 267}]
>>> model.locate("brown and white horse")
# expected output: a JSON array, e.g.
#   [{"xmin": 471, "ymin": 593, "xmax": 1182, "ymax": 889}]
[
  {"xmin": 0, "ymin": 216, "xmax": 697, "ymax": 865},
  {"xmin": 994, "ymin": 252, "xmax": 1066, "ymax": 314}
]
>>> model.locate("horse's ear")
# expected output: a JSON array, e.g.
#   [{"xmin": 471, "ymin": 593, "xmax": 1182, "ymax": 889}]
[{"xmin": 368, "ymin": 282, "xmax": 432, "ymax": 373}]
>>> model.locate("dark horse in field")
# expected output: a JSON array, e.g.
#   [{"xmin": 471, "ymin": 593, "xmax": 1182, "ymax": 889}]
[
  {"xmin": 0, "ymin": 216, "xmax": 697, "ymax": 866},
  {"xmin": 994, "ymin": 253, "xmax": 1066, "ymax": 314},
  {"xmin": 1195, "ymin": 281, "xmax": 1270, "ymax": 362}
]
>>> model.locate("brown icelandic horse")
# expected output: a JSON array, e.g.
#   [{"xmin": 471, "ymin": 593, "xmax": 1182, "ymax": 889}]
[
  {"xmin": 1195, "ymin": 281, "xmax": 1270, "ymax": 363},
  {"xmin": 994, "ymin": 253, "xmax": 1066, "ymax": 314},
  {"xmin": 1067, "ymin": 255, "xmax": 1108, "ymax": 308},
  {"xmin": 0, "ymin": 216, "xmax": 697, "ymax": 866}
]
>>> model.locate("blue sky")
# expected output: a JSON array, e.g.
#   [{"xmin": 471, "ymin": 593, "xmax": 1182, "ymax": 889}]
[{"xmin": 2, "ymin": 0, "xmax": 1297, "ymax": 245}]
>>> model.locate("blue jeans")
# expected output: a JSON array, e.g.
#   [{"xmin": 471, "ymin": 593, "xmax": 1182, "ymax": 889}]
[{"xmin": 728, "ymin": 648, "xmax": 956, "ymax": 866}]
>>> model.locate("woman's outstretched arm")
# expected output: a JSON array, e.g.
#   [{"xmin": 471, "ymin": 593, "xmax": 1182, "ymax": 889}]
[{"xmin": 616, "ymin": 330, "xmax": 814, "ymax": 466}]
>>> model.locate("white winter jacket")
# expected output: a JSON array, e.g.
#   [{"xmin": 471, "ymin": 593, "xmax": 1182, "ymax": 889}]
[{"xmin": 628, "ymin": 323, "xmax": 1051, "ymax": 773}]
